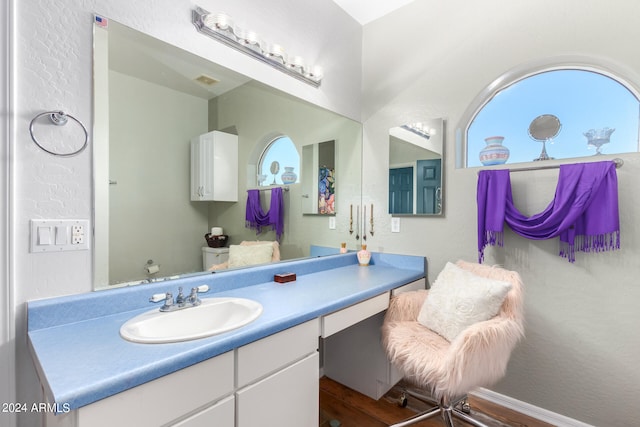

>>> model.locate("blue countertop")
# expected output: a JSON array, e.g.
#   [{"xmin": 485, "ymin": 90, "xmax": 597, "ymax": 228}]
[{"xmin": 28, "ymin": 252, "xmax": 425, "ymax": 412}]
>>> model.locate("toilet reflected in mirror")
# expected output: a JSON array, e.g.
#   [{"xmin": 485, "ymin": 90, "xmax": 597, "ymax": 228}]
[{"xmin": 388, "ymin": 119, "xmax": 444, "ymax": 216}]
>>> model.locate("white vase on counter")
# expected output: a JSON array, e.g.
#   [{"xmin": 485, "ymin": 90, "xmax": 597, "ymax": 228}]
[{"xmin": 357, "ymin": 245, "xmax": 371, "ymax": 266}]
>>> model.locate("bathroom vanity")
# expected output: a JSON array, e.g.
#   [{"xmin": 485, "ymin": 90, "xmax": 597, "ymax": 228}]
[{"xmin": 28, "ymin": 251, "xmax": 426, "ymax": 427}]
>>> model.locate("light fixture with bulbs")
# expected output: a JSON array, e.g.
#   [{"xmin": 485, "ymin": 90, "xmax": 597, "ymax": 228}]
[
  {"xmin": 401, "ymin": 123, "xmax": 437, "ymax": 139},
  {"xmin": 192, "ymin": 7, "xmax": 323, "ymax": 87}
]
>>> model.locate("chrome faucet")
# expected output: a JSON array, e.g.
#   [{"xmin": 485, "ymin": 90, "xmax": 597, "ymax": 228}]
[{"xmin": 149, "ymin": 285, "xmax": 209, "ymax": 312}]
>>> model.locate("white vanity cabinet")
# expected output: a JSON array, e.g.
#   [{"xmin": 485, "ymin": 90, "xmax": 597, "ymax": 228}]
[
  {"xmin": 190, "ymin": 130, "xmax": 238, "ymax": 202},
  {"xmin": 322, "ymin": 278, "xmax": 426, "ymax": 400},
  {"xmin": 49, "ymin": 321, "xmax": 319, "ymax": 427},
  {"xmin": 236, "ymin": 319, "xmax": 319, "ymax": 427},
  {"xmin": 36, "ymin": 268, "xmax": 427, "ymax": 427}
]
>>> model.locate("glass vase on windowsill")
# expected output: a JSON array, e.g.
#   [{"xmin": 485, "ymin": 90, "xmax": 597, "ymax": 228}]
[{"xmin": 584, "ymin": 127, "xmax": 615, "ymax": 155}]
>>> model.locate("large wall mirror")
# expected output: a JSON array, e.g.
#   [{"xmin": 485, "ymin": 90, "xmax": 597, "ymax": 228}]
[
  {"xmin": 93, "ymin": 19, "xmax": 362, "ymax": 289},
  {"xmin": 388, "ymin": 119, "xmax": 444, "ymax": 216}
]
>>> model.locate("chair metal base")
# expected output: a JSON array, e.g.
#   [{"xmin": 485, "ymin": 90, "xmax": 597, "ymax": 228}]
[{"xmin": 390, "ymin": 392, "xmax": 492, "ymax": 427}]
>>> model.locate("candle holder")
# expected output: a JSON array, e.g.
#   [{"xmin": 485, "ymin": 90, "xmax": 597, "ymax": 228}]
[{"xmin": 349, "ymin": 204, "xmax": 353, "ymax": 235}]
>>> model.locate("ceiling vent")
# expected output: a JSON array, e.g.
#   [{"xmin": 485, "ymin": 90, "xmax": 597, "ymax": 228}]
[{"xmin": 194, "ymin": 74, "xmax": 219, "ymax": 86}]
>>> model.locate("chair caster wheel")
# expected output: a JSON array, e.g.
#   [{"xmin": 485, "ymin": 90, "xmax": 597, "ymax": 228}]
[
  {"xmin": 460, "ymin": 400, "xmax": 471, "ymax": 414},
  {"xmin": 398, "ymin": 393, "xmax": 408, "ymax": 407}
]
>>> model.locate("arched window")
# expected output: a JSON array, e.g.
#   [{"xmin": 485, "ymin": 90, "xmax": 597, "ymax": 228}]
[
  {"xmin": 464, "ymin": 68, "xmax": 640, "ymax": 167},
  {"xmin": 258, "ymin": 135, "xmax": 300, "ymax": 185}
]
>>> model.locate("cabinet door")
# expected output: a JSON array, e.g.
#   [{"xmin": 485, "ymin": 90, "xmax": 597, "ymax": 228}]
[
  {"xmin": 210, "ymin": 131, "xmax": 238, "ymax": 202},
  {"xmin": 190, "ymin": 131, "xmax": 238, "ymax": 202},
  {"xmin": 236, "ymin": 352, "xmax": 319, "ymax": 427},
  {"xmin": 190, "ymin": 136, "xmax": 211, "ymax": 201}
]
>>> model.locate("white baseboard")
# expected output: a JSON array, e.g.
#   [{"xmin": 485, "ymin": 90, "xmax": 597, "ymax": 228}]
[{"xmin": 471, "ymin": 388, "xmax": 596, "ymax": 427}]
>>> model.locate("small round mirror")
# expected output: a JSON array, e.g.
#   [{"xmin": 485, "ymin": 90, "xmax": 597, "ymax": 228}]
[
  {"xmin": 528, "ymin": 114, "xmax": 561, "ymax": 141},
  {"xmin": 270, "ymin": 160, "xmax": 280, "ymax": 175},
  {"xmin": 269, "ymin": 161, "xmax": 280, "ymax": 185},
  {"xmin": 528, "ymin": 114, "xmax": 561, "ymax": 161}
]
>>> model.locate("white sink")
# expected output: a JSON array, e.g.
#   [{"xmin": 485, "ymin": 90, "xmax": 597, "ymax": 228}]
[{"xmin": 120, "ymin": 297, "xmax": 263, "ymax": 344}]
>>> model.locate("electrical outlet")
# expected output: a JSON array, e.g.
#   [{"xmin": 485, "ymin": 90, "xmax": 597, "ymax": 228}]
[
  {"xmin": 72, "ymin": 225, "xmax": 84, "ymax": 245},
  {"xmin": 391, "ymin": 217, "xmax": 400, "ymax": 233}
]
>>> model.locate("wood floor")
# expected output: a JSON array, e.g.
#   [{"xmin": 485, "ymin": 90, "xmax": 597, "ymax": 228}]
[{"xmin": 319, "ymin": 377, "xmax": 554, "ymax": 427}]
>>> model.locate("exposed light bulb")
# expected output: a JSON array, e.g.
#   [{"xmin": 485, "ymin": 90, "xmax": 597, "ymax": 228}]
[
  {"xmin": 193, "ymin": 7, "xmax": 323, "ymax": 87},
  {"xmin": 236, "ymin": 28, "xmax": 262, "ymax": 53},
  {"xmin": 307, "ymin": 66, "xmax": 323, "ymax": 82},
  {"xmin": 289, "ymin": 56, "xmax": 305, "ymax": 74},
  {"xmin": 267, "ymin": 43, "xmax": 287, "ymax": 64}
]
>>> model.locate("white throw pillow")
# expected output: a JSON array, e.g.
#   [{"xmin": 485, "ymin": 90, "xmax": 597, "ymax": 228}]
[
  {"xmin": 418, "ymin": 262, "xmax": 512, "ymax": 341},
  {"xmin": 228, "ymin": 244, "xmax": 274, "ymax": 268}
]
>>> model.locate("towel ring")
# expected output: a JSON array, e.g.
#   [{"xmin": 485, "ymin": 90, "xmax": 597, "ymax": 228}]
[{"xmin": 29, "ymin": 111, "xmax": 88, "ymax": 157}]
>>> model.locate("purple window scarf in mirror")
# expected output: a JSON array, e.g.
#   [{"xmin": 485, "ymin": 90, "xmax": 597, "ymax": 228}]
[
  {"xmin": 477, "ymin": 160, "xmax": 620, "ymax": 263},
  {"xmin": 246, "ymin": 187, "xmax": 284, "ymax": 241}
]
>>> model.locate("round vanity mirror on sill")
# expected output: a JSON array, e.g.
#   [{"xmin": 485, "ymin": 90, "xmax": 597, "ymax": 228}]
[{"xmin": 528, "ymin": 114, "xmax": 561, "ymax": 161}]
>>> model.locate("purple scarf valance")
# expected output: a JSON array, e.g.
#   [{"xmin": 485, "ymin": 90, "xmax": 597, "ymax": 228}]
[
  {"xmin": 246, "ymin": 187, "xmax": 284, "ymax": 241},
  {"xmin": 477, "ymin": 161, "xmax": 620, "ymax": 263}
]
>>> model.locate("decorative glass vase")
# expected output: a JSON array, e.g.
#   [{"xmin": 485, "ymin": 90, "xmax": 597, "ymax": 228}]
[
  {"xmin": 281, "ymin": 166, "xmax": 297, "ymax": 184},
  {"xmin": 479, "ymin": 136, "xmax": 510, "ymax": 166},
  {"xmin": 583, "ymin": 127, "xmax": 615, "ymax": 155},
  {"xmin": 357, "ymin": 245, "xmax": 371, "ymax": 266},
  {"xmin": 340, "ymin": 242, "xmax": 347, "ymax": 254}
]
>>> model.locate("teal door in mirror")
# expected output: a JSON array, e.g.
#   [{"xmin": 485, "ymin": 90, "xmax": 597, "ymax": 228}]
[
  {"xmin": 388, "ymin": 119, "xmax": 444, "ymax": 216},
  {"xmin": 389, "ymin": 167, "xmax": 413, "ymax": 214},
  {"xmin": 416, "ymin": 159, "xmax": 441, "ymax": 214}
]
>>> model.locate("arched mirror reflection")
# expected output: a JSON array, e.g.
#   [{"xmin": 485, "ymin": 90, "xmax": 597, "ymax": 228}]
[{"xmin": 388, "ymin": 119, "xmax": 444, "ymax": 216}]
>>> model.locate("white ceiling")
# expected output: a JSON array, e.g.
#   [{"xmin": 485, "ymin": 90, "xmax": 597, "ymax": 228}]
[{"xmin": 331, "ymin": 0, "xmax": 414, "ymax": 25}]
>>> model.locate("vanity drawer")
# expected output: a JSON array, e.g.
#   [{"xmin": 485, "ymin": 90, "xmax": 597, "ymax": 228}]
[
  {"xmin": 321, "ymin": 292, "xmax": 390, "ymax": 338},
  {"xmin": 77, "ymin": 351, "xmax": 234, "ymax": 427},
  {"xmin": 236, "ymin": 319, "xmax": 319, "ymax": 388}
]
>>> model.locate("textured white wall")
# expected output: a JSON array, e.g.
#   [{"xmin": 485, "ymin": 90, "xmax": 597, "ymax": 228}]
[
  {"xmin": 11, "ymin": 1, "xmax": 361, "ymax": 426},
  {"xmin": 361, "ymin": 1, "xmax": 640, "ymax": 426}
]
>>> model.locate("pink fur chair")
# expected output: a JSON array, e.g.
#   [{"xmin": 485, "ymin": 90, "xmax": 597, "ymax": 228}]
[{"xmin": 381, "ymin": 260, "xmax": 525, "ymax": 427}]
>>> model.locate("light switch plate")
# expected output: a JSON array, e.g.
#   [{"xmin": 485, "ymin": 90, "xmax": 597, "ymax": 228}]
[
  {"xmin": 391, "ymin": 217, "xmax": 400, "ymax": 233},
  {"xmin": 31, "ymin": 219, "xmax": 90, "ymax": 252},
  {"xmin": 329, "ymin": 216, "xmax": 336, "ymax": 230}
]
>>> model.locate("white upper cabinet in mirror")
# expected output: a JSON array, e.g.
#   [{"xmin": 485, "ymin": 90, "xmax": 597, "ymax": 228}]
[
  {"xmin": 388, "ymin": 119, "xmax": 444, "ymax": 216},
  {"xmin": 93, "ymin": 18, "xmax": 362, "ymax": 289}
]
